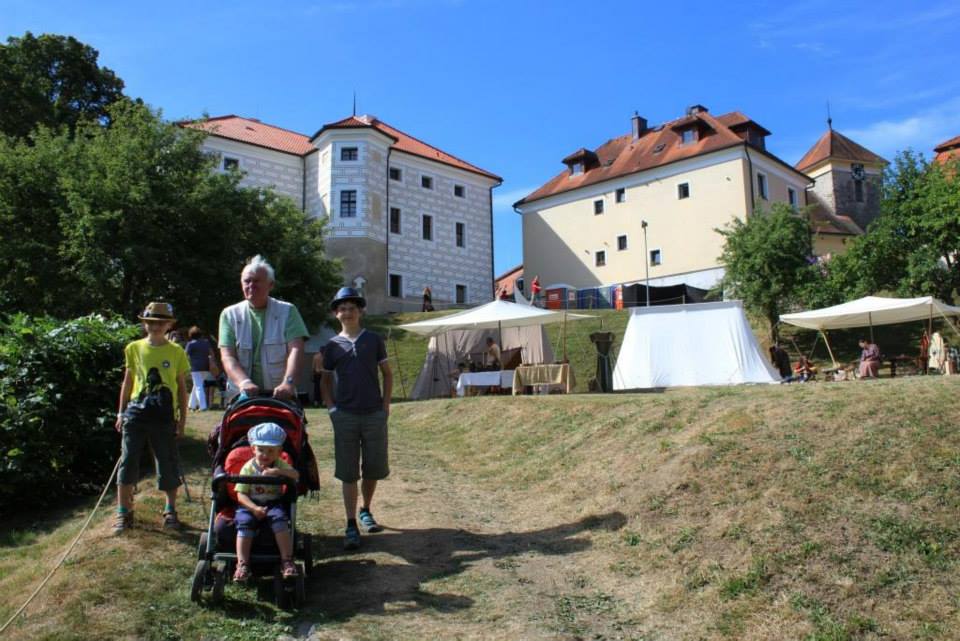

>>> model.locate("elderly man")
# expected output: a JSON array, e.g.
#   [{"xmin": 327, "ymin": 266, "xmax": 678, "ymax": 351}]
[{"xmin": 219, "ymin": 255, "xmax": 309, "ymax": 401}]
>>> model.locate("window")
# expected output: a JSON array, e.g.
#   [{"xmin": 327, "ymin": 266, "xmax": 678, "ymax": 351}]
[
  {"xmin": 854, "ymin": 180, "xmax": 864, "ymax": 203},
  {"xmin": 340, "ymin": 146, "xmax": 358, "ymax": 161},
  {"xmin": 681, "ymin": 129, "xmax": 696, "ymax": 145},
  {"xmin": 390, "ymin": 207, "xmax": 401, "ymax": 234},
  {"xmin": 454, "ymin": 184, "xmax": 465, "ymax": 198},
  {"xmin": 615, "ymin": 188, "xmax": 626, "ymax": 203},
  {"xmin": 389, "ymin": 274, "xmax": 402, "ymax": 298},
  {"xmin": 757, "ymin": 173, "xmax": 768, "ymax": 200},
  {"xmin": 571, "ymin": 162, "xmax": 584, "ymax": 175},
  {"xmin": 389, "ymin": 167, "xmax": 402, "ymax": 181},
  {"xmin": 650, "ymin": 249, "xmax": 662, "ymax": 266},
  {"xmin": 617, "ymin": 235, "xmax": 628, "ymax": 251},
  {"xmin": 515, "ymin": 277, "xmax": 525, "ymax": 293},
  {"xmin": 456, "ymin": 285, "xmax": 467, "ymax": 304},
  {"xmin": 422, "ymin": 214, "xmax": 433, "ymax": 240},
  {"xmin": 455, "ymin": 222, "xmax": 465, "ymax": 248},
  {"xmin": 595, "ymin": 250, "xmax": 606, "ymax": 267},
  {"xmin": 421, "ymin": 175, "xmax": 433, "ymax": 190},
  {"xmin": 223, "ymin": 157, "xmax": 239, "ymax": 170},
  {"xmin": 340, "ymin": 190, "xmax": 357, "ymax": 217},
  {"xmin": 788, "ymin": 187, "xmax": 798, "ymax": 208},
  {"xmin": 678, "ymin": 182, "xmax": 690, "ymax": 199},
  {"xmin": 594, "ymin": 199, "xmax": 604, "ymax": 215}
]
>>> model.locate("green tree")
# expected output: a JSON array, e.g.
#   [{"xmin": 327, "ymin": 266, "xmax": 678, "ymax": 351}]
[
  {"xmin": 0, "ymin": 32, "xmax": 126, "ymax": 140},
  {"xmin": 0, "ymin": 101, "xmax": 341, "ymax": 331},
  {"xmin": 718, "ymin": 203, "xmax": 814, "ymax": 342},
  {"xmin": 803, "ymin": 151, "xmax": 960, "ymax": 306}
]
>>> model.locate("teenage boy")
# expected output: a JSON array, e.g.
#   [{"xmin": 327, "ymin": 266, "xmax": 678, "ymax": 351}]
[
  {"xmin": 320, "ymin": 287, "xmax": 393, "ymax": 550},
  {"xmin": 114, "ymin": 301, "xmax": 190, "ymax": 533}
]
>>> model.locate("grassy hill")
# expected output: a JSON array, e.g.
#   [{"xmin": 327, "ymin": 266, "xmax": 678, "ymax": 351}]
[{"xmin": 2, "ymin": 376, "xmax": 959, "ymax": 640}]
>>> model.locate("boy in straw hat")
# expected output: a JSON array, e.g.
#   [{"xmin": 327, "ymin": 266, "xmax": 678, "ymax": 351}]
[{"xmin": 113, "ymin": 301, "xmax": 190, "ymax": 534}]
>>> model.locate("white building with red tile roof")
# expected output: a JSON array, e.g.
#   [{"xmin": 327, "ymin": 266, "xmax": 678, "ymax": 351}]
[{"xmin": 182, "ymin": 114, "xmax": 502, "ymax": 313}]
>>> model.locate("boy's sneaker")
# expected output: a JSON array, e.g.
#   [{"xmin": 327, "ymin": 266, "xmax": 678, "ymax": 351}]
[
  {"xmin": 343, "ymin": 524, "xmax": 361, "ymax": 551},
  {"xmin": 358, "ymin": 509, "xmax": 383, "ymax": 533},
  {"xmin": 112, "ymin": 511, "xmax": 133, "ymax": 535},
  {"xmin": 161, "ymin": 510, "xmax": 181, "ymax": 530}
]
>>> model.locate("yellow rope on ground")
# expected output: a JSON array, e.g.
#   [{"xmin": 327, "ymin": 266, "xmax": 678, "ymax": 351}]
[{"xmin": 0, "ymin": 456, "xmax": 122, "ymax": 636}]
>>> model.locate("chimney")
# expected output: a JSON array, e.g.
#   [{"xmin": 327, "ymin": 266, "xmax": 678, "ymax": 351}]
[
  {"xmin": 631, "ymin": 111, "xmax": 647, "ymax": 140},
  {"xmin": 686, "ymin": 104, "xmax": 708, "ymax": 116}
]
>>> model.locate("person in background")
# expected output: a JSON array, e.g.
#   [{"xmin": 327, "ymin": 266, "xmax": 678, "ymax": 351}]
[
  {"xmin": 530, "ymin": 275, "xmax": 542, "ymax": 307},
  {"xmin": 484, "ymin": 336, "xmax": 501, "ymax": 370},
  {"xmin": 793, "ymin": 355, "xmax": 817, "ymax": 382},
  {"xmin": 421, "ymin": 286, "xmax": 434, "ymax": 312},
  {"xmin": 768, "ymin": 344, "xmax": 792, "ymax": 380},
  {"xmin": 185, "ymin": 326, "xmax": 213, "ymax": 411},
  {"xmin": 858, "ymin": 338, "xmax": 881, "ymax": 379}
]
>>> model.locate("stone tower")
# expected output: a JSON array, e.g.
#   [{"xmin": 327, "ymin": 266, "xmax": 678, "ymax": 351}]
[{"xmin": 796, "ymin": 124, "xmax": 887, "ymax": 231}]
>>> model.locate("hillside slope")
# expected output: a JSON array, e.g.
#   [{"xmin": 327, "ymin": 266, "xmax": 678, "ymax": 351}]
[{"xmin": 1, "ymin": 377, "xmax": 958, "ymax": 640}]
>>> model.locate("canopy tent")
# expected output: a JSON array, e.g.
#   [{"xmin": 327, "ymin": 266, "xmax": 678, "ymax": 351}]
[
  {"xmin": 780, "ymin": 296, "xmax": 960, "ymax": 330},
  {"xmin": 399, "ymin": 300, "xmax": 594, "ymax": 400},
  {"xmin": 409, "ymin": 326, "xmax": 553, "ymax": 400},
  {"xmin": 780, "ymin": 296, "xmax": 960, "ymax": 368},
  {"xmin": 612, "ymin": 301, "xmax": 780, "ymax": 389},
  {"xmin": 398, "ymin": 299, "xmax": 592, "ymax": 336}
]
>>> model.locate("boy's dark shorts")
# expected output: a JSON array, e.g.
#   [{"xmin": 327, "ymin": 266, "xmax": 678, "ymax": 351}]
[
  {"xmin": 330, "ymin": 408, "xmax": 389, "ymax": 483},
  {"xmin": 118, "ymin": 420, "xmax": 181, "ymax": 491}
]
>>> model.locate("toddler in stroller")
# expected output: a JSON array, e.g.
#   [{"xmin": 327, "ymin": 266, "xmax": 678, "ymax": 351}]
[{"xmin": 191, "ymin": 395, "xmax": 315, "ymax": 607}]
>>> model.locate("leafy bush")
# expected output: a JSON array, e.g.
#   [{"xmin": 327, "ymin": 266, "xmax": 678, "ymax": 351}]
[{"xmin": 0, "ymin": 313, "xmax": 139, "ymax": 509}]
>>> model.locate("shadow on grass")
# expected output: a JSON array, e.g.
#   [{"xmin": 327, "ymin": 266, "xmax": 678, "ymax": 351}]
[{"xmin": 298, "ymin": 511, "xmax": 627, "ymax": 621}]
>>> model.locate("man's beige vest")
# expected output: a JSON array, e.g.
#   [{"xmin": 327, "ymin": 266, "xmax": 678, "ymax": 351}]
[{"xmin": 222, "ymin": 297, "xmax": 292, "ymax": 398}]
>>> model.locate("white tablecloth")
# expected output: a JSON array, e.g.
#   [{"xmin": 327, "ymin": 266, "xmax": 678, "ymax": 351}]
[{"xmin": 456, "ymin": 370, "xmax": 515, "ymax": 396}]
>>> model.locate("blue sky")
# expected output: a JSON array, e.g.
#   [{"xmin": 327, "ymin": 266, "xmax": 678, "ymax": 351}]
[{"xmin": 4, "ymin": 0, "xmax": 960, "ymax": 275}]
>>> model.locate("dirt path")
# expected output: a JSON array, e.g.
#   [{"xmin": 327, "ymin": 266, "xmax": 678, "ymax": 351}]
[{"xmin": 298, "ymin": 425, "xmax": 629, "ymax": 641}]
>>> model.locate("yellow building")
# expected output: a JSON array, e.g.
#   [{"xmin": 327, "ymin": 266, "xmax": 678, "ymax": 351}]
[{"xmin": 514, "ymin": 105, "xmax": 875, "ymax": 295}]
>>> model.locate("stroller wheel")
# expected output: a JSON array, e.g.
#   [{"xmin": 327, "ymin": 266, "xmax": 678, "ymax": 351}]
[
  {"xmin": 197, "ymin": 533, "xmax": 209, "ymax": 561},
  {"xmin": 211, "ymin": 567, "xmax": 226, "ymax": 603},
  {"xmin": 300, "ymin": 533, "xmax": 314, "ymax": 577},
  {"xmin": 190, "ymin": 560, "xmax": 210, "ymax": 603}
]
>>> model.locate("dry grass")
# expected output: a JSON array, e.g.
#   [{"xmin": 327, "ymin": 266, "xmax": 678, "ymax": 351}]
[{"xmin": 2, "ymin": 376, "xmax": 960, "ymax": 640}]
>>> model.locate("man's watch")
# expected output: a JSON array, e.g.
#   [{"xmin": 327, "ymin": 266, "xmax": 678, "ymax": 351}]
[{"xmin": 284, "ymin": 376, "xmax": 295, "ymax": 385}]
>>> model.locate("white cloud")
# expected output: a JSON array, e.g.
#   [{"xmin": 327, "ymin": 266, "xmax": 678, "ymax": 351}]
[
  {"xmin": 492, "ymin": 185, "xmax": 538, "ymax": 211},
  {"xmin": 844, "ymin": 97, "xmax": 960, "ymax": 159}
]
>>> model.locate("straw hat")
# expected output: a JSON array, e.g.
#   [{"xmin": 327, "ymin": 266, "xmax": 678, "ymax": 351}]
[{"xmin": 138, "ymin": 301, "xmax": 176, "ymax": 322}]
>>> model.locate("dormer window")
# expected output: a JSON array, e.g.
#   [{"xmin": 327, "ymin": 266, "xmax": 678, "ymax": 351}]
[
  {"xmin": 562, "ymin": 148, "xmax": 599, "ymax": 176},
  {"xmin": 681, "ymin": 129, "xmax": 696, "ymax": 145}
]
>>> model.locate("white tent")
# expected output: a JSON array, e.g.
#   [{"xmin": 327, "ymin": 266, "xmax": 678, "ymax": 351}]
[
  {"xmin": 780, "ymin": 295, "xmax": 960, "ymax": 330},
  {"xmin": 612, "ymin": 301, "xmax": 780, "ymax": 389},
  {"xmin": 398, "ymin": 299, "xmax": 592, "ymax": 336}
]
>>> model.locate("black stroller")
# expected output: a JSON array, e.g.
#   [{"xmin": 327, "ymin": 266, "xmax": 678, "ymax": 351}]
[{"xmin": 190, "ymin": 395, "xmax": 314, "ymax": 608}]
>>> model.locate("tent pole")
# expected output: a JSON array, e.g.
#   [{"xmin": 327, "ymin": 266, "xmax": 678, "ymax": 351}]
[
  {"xmin": 868, "ymin": 312, "xmax": 874, "ymax": 343},
  {"xmin": 821, "ymin": 330, "xmax": 838, "ymax": 369},
  {"xmin": 807, "ymin": 331, "xmax": 820, "ymax": 360},
  {"xmin": 388, "ymin": 328, "xmax": 407, "ymax": 399},
  {"xmin": 562, "ymin": 311, "xmax": 568, "ymax": 362}
]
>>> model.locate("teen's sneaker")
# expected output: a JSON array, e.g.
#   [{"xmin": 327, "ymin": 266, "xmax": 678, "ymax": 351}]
[
  {"xmin": 112, "ymin": 511, "xmax": 133, "ymax": 535},
  {"xmin": 343, "ymin": 524, "xmax": 361, "ymax": 551},
  {"xmin": 161, "ymin": 510, "xmax": 181, "ymax": 530},
  {"xmin": 358, "ymin": 509, "xmax": 383, "ymax": 533}
]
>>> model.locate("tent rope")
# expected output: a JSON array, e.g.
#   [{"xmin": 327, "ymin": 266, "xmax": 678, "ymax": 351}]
[{"xmin": 0, "ymin": 456, "xmax": 122, "ymax": 635}]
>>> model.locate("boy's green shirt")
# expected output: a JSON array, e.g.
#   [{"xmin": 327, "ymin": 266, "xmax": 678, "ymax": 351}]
[{"xmin": 124, "ymin": 338, "xmax": 190, "ymax": 415}]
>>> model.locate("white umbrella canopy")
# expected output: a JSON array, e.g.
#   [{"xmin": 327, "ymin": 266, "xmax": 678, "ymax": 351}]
[
  {"xmin": 780, "ymin": 296, "xmax": 960, "ymax": 331},
  {"xmin": 398, "ymin": 299, "xmax": 593, "ymax": 336}
]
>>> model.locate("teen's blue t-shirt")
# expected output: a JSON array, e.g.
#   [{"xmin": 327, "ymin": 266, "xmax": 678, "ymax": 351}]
[{"xmin": 322, "ymin": 330, "xmax": 387, "ymax": 414}]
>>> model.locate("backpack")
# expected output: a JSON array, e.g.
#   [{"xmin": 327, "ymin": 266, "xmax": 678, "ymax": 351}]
[{"xmin": 123, "ymin": 366, "xmax": 175, "ymax": 426}]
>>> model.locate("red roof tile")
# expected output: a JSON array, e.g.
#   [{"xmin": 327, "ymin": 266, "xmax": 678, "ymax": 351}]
[
  {"xmin": 934, "ymin": 134, "xmax": 960, "ymax": 165},
  {"xmin": 795, "ymin": 129, "xmax": 887, "ymax": 172},
  {"xmin": 180, "ymin": 115, "xmax": 314, "ymax": 155},
  {"xmin": 515, "ymin": 109, "xmax": 796, "ymax": 207},
  {"xmin": 934, "ymin": 134, "xmax": 960, "ymax": 153},
  {"xmin": 315, "ymin": 115, "xmax": 501, "ymax": 181}
]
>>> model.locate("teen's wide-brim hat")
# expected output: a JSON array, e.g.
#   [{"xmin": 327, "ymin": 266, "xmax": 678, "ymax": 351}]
[
  {"xmin": 330, "ymin": 287, "xmax": 366, "ymax": 311},
  {"xmin": 138, "ymin": 301, "xmax": 176, "ymax": 322}
]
